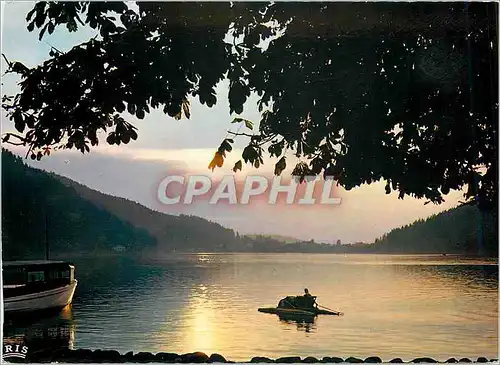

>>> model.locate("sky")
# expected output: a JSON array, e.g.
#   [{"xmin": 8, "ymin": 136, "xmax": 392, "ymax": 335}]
[{"xmin": 0, "ymin": 2, "xmax": 466, "ymax": 244}]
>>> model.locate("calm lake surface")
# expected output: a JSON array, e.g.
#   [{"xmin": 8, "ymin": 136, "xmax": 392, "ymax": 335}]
[{"xmin": 4, "ymin": 254, "xmax": 498, "ymax": 361}]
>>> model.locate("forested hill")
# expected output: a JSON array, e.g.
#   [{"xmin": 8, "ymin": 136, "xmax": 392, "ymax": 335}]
[
  {"xmin": 2, "ymin": 149, "xmax": 156, "ymax": 260},
  {"xmin": 2, "ymin": 149, "xmax": 239, "ymax": 256},
  {"xmin": 371, "ymin": 204, "xmax": 498, "ymax": 256},
  {"xmin": 2, "ymin": 148, "xmax": 497, "ymax": 257},
  {"xmin": 55, "ymin": 177, "xmax": 239, "ymax": 252}
]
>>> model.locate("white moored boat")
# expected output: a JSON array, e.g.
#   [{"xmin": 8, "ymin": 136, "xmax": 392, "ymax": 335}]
[{"xmin": 3, "ymin": 260, "xmax": 77, "ymax": 314}]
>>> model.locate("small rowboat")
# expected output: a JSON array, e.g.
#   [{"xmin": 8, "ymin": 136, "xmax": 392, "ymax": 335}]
[
  {"xmin": 258, "ymin": 293, "xmax": 343, "ymax": 317},
  {"xmin": 258, "ymin": 307, "xmax": 341, "ymax": 316}
]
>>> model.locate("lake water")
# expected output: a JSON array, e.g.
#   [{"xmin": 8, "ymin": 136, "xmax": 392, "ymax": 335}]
[{"xmin": 3, "ymin": 254, "xmax": 498, "ymax": 361}]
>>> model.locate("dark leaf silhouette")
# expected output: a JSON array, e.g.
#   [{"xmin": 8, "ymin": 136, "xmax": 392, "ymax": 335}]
[
  {"xmin": 233, "ymin": 160, "xmax": 243, "ymax": 173},
  {"xmin": 2, "ymin": 2, "xmax": 497, "ymax": 211}
]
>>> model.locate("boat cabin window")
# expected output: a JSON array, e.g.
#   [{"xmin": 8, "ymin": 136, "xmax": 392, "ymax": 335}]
[
  {"xmin": 45, "ymin": 267, "xmax": 73, "ymax": 283},
  {"xmin": 57, "ymin": 267, "xmax": 74, "ymax": 283},
  {"xmin": 61, "ymin": 270, "xmax": 70, "ymax": 280},
  {"xmin": 27, "ymin": 271, "xmax": 45, "ymax": 283},
  {"xmin": 47, "ymin": 270, "xmax": 59, "ymax": 281}
]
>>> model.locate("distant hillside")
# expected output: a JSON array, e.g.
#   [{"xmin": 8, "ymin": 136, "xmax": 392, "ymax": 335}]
[
  {"xmin": 2, "ymin": 149, "xmax": 156, "ymax": 260},
  {"xmin": 237, "ymin": 202, "xmax": 498, "ymax": 256},
  {"xmin": 54, "ymin": 177, "xmax": 345, "ymax": 253},
  {"xmin": 243, "ymin": 234, "xmax": 301, "ymax": 244},
  {"xmin": 371, "ymin": 204, "xmax": 498, "ymax": 256},
  {"xmin": 2, "ymin": 148, "xmax": 497, "ymax": 257},
  {"xmin": 55, "ymin": 176, "xmax": 239, "ymax": 253}
]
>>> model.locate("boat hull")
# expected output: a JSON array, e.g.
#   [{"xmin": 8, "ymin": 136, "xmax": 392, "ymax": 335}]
[
  {"xmin": 258, "ymin": 307, "xmax": 340, "ymax": 316},
  {"xmin": 4, "ymin": 280, "xmax": 78, "ymax": 314}
]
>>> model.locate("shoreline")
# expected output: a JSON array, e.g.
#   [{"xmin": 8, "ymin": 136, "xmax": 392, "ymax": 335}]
[
  {"xmin": 47, "ymin": 252, "xmax": 499, "ymax": 260},
  {"xmin": 18, "ymin": 349, "xmax": 498, "ymax": 363}
]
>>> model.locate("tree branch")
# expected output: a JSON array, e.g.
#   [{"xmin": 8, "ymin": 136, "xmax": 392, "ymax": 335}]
[
  {"xmin": 2, "ymin": 132, "xmax": 28, "ymax": 144},
  {"xmin": 2, "ymin": 53, "xmax": 12, "ymax": 68},
  {"xmin": 227, "ymin": 130, "xmax": 255, "ymax": 138}
]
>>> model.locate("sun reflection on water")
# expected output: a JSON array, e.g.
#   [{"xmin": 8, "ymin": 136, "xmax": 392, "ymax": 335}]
[{"xmin": 184, "ymin": 284, "xmax": 227, "ymax": 355}]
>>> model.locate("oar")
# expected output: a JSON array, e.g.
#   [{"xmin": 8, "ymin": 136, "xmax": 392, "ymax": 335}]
[{"xmin": 317, "ymin": 303, "xmax": 344, "ymax": 316}]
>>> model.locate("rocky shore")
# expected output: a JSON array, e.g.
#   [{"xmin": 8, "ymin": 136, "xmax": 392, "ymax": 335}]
[{"xmin": 19, "ymin": 349, "xmax": 498, "ymax": 363}]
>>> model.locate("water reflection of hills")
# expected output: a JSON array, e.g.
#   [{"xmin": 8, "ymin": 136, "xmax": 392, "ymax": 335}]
[
  {"xmin": 396, "ymin": 264, "xmax": 498, "ymax": 290},
  {"xmin": 3, "ymin": 306, "xmax": 75, "ymax": 354}
]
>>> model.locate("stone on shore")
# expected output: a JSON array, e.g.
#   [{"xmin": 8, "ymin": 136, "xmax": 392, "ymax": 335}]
[
  {"xmin": 388, "ymin": 358, "xmax": 404, "ymax": 363},
  {"xmin": 302, "ymin": 356, "xmax": 319, "ymax": 363},
  {"xmin": 321, "ymin": 357, "xmax": 344, "ymax": 363},
  {"xmin": 275, "ymin": 356, "xmax": 302, "ymax": 363},
  {"xmin": 364, "ymin": 356, "xmax": 382, "ymax": 363},
  {"xmin": 250, "ymin": 356, "xmax": 274, "ymax": 363},
  {"xmin": 91, "ymin": 349, "xmax": 123, "ymax": 363},
  {"xmin": 123, "ymin": 351, "xmax": 134, "ymax": 361},
  {"xmin": 155, "ymin": 352, "xmax": 181, "ymax": 362},
  {"xmin": 411, "ymin": 358, "xmax": 437, "ymax": 363},
  {"xmin": 181, "ymin": 352, "xmax": 210, "ymax": 363},
  {"xmin": 208, "ymin": 353, "xmax": 227, "ymax": 363},
  {"xmin": 133, "ymin": 352, "xmax": 157, "ymax": 363},
  {"xmin": 51, "ymin": 348, "xmax": 74, "ymax": 361},
  {"xmin": 344, "ymin": 357, "xmax": 364, "ymax": 363}
]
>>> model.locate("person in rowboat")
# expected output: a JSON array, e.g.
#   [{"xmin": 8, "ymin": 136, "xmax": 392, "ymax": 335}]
[{"xmin": 303, "ymin": 288, "xmax": 318, "ymax": 309}]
